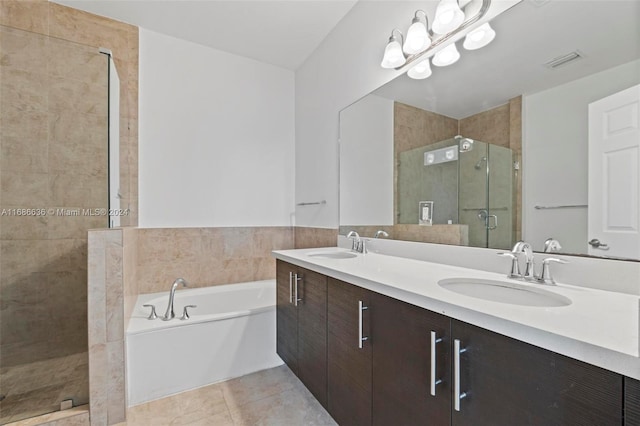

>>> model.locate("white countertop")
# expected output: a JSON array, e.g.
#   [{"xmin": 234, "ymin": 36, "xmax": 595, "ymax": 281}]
[{"xmin": 273, "ymin": 247, "xmax": 640, "ymax": 379}]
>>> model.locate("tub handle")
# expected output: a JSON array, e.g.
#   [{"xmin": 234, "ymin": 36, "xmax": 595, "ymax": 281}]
[
  {"xmin": 180, "ymin": 305, "xmax": 197, "ymax": 320},
  {"xmin": 142, "ymin": 304, "xmax": 158, "ymax": 320}
]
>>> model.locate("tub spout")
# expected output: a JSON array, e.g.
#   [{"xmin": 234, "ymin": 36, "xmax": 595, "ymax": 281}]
[{"xmin": 162, "ymin": 278, "xmax": 188, "ymax": 321}]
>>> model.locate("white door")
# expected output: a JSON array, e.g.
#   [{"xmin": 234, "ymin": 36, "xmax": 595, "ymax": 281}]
[{"xmin": 588, "ymin": 84, "xmax": 640, "ymax": 258}]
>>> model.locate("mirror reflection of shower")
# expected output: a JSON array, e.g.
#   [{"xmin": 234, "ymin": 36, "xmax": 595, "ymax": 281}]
[
  {"xmin": 397, "ymin": 134, "xmax": 515, "ymax": 250},
  {"xmin": 474, "ymin": 156, "xmax": 487, "ymax": 170}
]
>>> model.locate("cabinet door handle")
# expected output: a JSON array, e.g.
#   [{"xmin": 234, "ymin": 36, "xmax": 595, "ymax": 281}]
[
  {"xmin": 294, "ymin": 274, "xmax": 302, "ymax": 306},
  {"xmin": 430, "ymin": 331, "xmax": 443, "ymax": 396},
  {"xmin": 358, "ymin": 300, "xmax": 369, "ymax": 349},
  {"xmin": 288, "ymin": 272, "xmax": 293, "ymax": 304},
  {"xmin": 454, "ymin": 339, "xmax": 468, "ymax": 411}
]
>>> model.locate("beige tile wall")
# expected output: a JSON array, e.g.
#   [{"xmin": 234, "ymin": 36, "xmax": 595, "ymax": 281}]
[
  {"xmin": 135, "ymin": 227, "xmax": 295, "ymax": 295},
  {"xmin": 1, "ymin": 3, "xmax": 139, "ymax": 425},
  {"xmin": 87, "ymin": 230, "xmax": 126, "ymax": 426},
  {"xmin": 339, "ymin": 225, "xmax": 468, "ymax": 246},
  {"xmin": 0, "ymin": 0, "xmax": 139, "ymax": 226},
  {"xmin": 293, "ymin": 227, "xmax": 338, "ymax": 249}
]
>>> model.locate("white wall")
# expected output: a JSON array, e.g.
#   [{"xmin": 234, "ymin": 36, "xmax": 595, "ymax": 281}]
[
  {"xmin": 523, "ymin": 60, "xmax": 640, "ymax": 253},
  {"xmin": 139, "ymin": 29, "xmax": 295, "ymax": 227},
  {"xmin": 295, "ymin": 2, "xmax": 415, "ymax": 228},
  {"xmin": 339, "ymin": 94, "xmax": 394, "ymax": 225}
]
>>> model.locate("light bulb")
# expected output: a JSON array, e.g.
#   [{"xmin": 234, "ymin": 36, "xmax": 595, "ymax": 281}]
[
  {"xmin": 403, "ymin": 18, "xmax": 430, "ymax": 55},
  {"xmin": 432, "ymin": 43, "xmax": 460, "ymax": 67},
  {"xmin": 407, "ymin": 57, "xmax": 432, "ymax": 80},
  {"xmin": 432, "ymin": 0, "xmax": 465, "ymax": 35},
  {"xmin": 381, "ymin": 32, "xmax": 406, "ymax": 69},
  {"xmin": 463, "ymin": 23, "xmax": 496, "ymax": 50}
]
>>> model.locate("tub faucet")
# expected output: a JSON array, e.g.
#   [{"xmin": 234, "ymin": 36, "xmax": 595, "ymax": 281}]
[{"xmin": 163, "ymin": 278, "xmax": 188, "ymax": 321}]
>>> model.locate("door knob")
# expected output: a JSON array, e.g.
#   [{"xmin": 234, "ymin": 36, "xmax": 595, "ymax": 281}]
[{"xmin": 588, "ymin": 239, "xmax": 609, "ymax": 250}]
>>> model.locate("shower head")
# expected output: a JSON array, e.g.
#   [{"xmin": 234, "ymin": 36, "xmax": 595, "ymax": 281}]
[
  {"xmin": 457, "ymin": 135, "xmax": 474, "ymax": 152},
  {"xmin": 474, "ymin": 157, "xmax": 487, "ymax": 170}
]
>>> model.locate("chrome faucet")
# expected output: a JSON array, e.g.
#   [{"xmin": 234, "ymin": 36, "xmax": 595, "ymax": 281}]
[
  {"xmin": 163, "ymin": 278, "xmax": 188, "ymax": 321},
  {"xmin": 499, "ymin": 241, "xmax": 568, "ymax": 285},
  {"xmin": 374, "ymin": 230, "xmax": 389, "ymax": 239},
  {"xmin": 511, "ymin": 241, "xmax": 535, "ymax": 280},
  {"xmin": 346, "ymin": 231, "xmax": 366, "ymax": 254},
  {"xmin": 543, "ymin": 238, "xmax": 562, "ymax": 253}
]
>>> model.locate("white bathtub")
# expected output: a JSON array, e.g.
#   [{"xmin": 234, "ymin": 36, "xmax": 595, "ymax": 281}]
[{"xmin": 126, "ymin": 279, "xmax": 283, "ymax": 406}]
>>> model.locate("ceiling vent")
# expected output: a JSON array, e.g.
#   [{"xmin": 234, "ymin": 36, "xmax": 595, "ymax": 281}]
[{"xmin": 544, "ymin": 51, "xmax": 583, "ymax": 69}]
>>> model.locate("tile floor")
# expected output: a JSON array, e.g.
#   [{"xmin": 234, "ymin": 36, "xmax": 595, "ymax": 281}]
[{"xmin": 121, "ymin": 365, "xmax": 337, "ymax": 426}]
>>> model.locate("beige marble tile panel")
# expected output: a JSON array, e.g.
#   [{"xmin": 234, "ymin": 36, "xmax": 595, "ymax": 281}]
[
  {"xmin": 0, "ymin": 26, "xmax": 48, "ymax": 71},
  {"xmin": 1, "ymin": 67, "xmax": 48, "ymax": 113},
  {"xmin": 0, "ymin": 0, "xmax": 49, "ymax": 35},
  {"xmin": 137, "ymin": 261, "xmax": 200, "ymax": 294},
  {"xmin": 137, "ymin": 230, "xmax": 202, "ymax": 265},
  {"xmin": 49, "ymin": 136, "xmax": 108, "ymax": 177},
  {"xmin": 47, "ymin": 209, "xmax": 106, "ymax": 240},
  {"xmin": 294, "ymin": 227, "xmax": 338, "ymax": 249},
  {"xmin": 0, "ymin": 213, "xmax": 48, "ymax": 240},
  {"xmin": 88, "ymin": 342, "xmax": 108, "ymax": 426},
  {"xmin": 1, "ymin": 172, "xmax": 49, "ymax": 206},
  {"xmin": 1, "ymin": 108, "xmax": 48, "ymax": 144},
  {"xmin": 0, "ymin": 239, "xmax": 50, "ymax": 277},
  {"xmin": 47, "ymin": 37, "xmax": 108, "ymax": 86},
  {"xmin": 48, "ymin": 111, "xmax": 107, "ymax": 147},
  {"xmin": 106, "ymin": 340, "xmax": 126, "ymax": 424},
  {"xmin": 88, "ymin": 232, "xmax": 107, "ymax": 346},
  {"xmin": 48, "ymin": 3, "xmax": 129, "ymax": 52},
  {"xmin": 459, "ymin": 103, "xmax": 510, "ymax": 148},
  {"xmin": 48, "ymin": 173, "xmax": 107, "ymax": 208},
  {"xmin": 48, "ymin": 76, "xmax": 108, "ymax": 116},
  {"xmin": 106, "ymin": 239, "xmax": 124, "ymax": 343}
]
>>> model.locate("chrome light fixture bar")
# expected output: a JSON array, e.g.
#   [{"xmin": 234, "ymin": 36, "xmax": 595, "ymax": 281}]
[{"xmin": 381, "ymin": 0, "xmax": 493, "ymax": 79}]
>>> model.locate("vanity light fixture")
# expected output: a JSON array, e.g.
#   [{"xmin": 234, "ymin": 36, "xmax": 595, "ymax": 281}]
[
  {"xmin": 432, "ymin": 43, "xmax": 460, "ymax": 67},
  {"xmin": 407, "ymin": 57, "xmax": 433, "ymax": 79},
  {"xmin": 432, "ymin": 0, "xmax": 466, "ymax": 34},
  {"xmin": 381, "ymin": 29, "xmax": 406, "ymax": 69},
  {"xmin": 403, "ymin": 10, "xmax": 431, "ymax": 55},
  {"xmin": 380, "ymin": 0, "xmax": 495, "ymax": 79},
  {"xmin": 463, "ymin": 22, "xmax": 496, "ymax": 50}
]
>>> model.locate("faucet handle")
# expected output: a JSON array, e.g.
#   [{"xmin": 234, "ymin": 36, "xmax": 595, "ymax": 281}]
[
  {"xmin": 142, "ymin": 304, "xmax": 158, "ymax": 320},
  {"xmin": 180, "ymin": 305, "xmax": 197, "ymax": 320},
  {"xmin": 537, "ymin": 258, "xmax": 568, "ymax": 285},
  {"xmin": 498, "ymin": 252, "xmax": 521, "ymax": 278}
]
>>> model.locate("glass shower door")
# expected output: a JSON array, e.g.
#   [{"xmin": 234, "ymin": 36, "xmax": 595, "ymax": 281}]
[
  {"xmin": 458, "ymin": 141, "xmax": 514, "ymax": 249},
  {"xmin": 0, "ymin": 25, "xmax": 109, "ymax": 424}
]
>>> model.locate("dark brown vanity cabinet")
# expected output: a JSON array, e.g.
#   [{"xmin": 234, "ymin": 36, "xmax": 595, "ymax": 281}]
[
  {"xmin": 626, "ymin": 377, "xmax": 640, "ymax": 425},
  {"xmin": 370, "ymin": 292, "xmax": 451, "ymax": 426},
  {"xmin": 276, "ymin": 260, "xmax": 629, "ymax": 425},
  {"xmin": 275, "ymin": 260, "xmax": 328, "ymax": 407},
  {"xmin": 327, "ymin": 278, "xmax": 373, "ymax": 426},
  {"xmin": 451, "ymin": 320, "xmax": 623, "ymax": 426}
]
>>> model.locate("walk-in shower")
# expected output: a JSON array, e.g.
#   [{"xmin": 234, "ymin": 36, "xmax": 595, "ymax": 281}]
[
  {"xmin": 397, "ymin": 135, "xmax": 515, "ymax": 250},
  {"xmin": 0, "ymin": 25, "xmax": 118, "ymax": 424}
]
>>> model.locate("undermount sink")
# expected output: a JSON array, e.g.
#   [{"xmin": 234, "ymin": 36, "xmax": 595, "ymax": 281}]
[
  {"xmin": 307, "ymin": 250, "xmax": 357, "ymax": 259},
  {"xmin": 438, "ymin": 278, "xmax": 572, "ymax": 307}
]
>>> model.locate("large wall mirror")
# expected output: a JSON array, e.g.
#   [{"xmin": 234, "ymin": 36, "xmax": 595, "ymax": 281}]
[{"xmin": 339, "ymin": 0, "xmax": 640, "ymax": 260}]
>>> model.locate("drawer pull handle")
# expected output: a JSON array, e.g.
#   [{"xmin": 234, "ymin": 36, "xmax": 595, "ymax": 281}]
[
  {"xmin": 430, "ymin": 331, "xmax": 443, "ymax": 396},
  {"xmin": 358, "ymin": 300, "xmax": 369, "ymax": 349},
  {"xmin": 294, "ymin": 274, "xmax": 302, "ymax": 306},
  {"xmin": 288, "ymin": 272, "xmax": 293, "ymax": 304},
  {"xmin": 454, "ymin": 338, "xmax": 468, "ymax": 411}
]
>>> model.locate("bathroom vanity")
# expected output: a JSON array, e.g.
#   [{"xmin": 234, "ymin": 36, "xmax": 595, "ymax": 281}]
[{"xmin": 273, "ymin": 249, "xmax": 640, "ymax": 425}]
